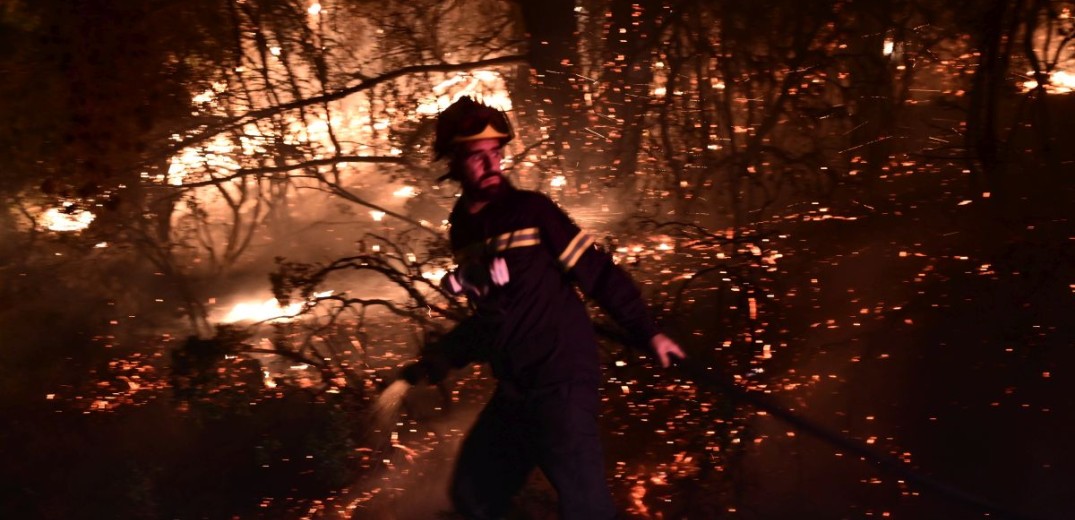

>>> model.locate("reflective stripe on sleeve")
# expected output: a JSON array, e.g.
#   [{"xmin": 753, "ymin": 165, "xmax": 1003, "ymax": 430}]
[
  {"xmin": 454, "ymin": 227, "xmax": 541, "ymax": 260},
  {"xmin": 490, "ymin": 227, "xmax": 540, "ymax": 252},
  {"xmin": 558, "ymin": 230, "xmax": 595, "ymax": 271}
]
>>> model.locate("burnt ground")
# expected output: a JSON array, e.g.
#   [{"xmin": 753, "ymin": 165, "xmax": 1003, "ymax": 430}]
[
  {"xmin": 734, "ymin": 168, "xmax": 1075, "ymax": 519},
  {"xmin": 4, "ymin": 164, "xmax": 1073, "ymax": 520}
]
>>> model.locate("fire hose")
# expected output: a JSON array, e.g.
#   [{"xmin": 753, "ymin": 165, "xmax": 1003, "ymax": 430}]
[
  {"xmin": 402, "ymin": 320, "xmax": 1044, "ymax": 519},
  {"xmin": 588, "ymin": 320, "xmax": 1041, "ymax": 520},
  {"xmin": 667, "ymin": 358, "xmax": 1041, "ymax": 520}
]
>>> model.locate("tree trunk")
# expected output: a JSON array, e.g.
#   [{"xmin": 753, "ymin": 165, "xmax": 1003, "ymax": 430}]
[
  {"xmin": 599, "ymin": 0, "xmax": 663, "ymax": 192},
  {"xmin": 515, "ymin": 0, "xmax": 588, "ymax": 181},
  {"xmin": 966, "ymin": 0, "xmax": 1023, "ymax": 190}
]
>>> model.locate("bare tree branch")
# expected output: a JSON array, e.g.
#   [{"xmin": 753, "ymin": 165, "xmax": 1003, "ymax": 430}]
[
  {"xmin": 156, "ymin": 54, "xmax": 530, "ymax": 163},
  {"xmin": 175, "ymin": 155, "xmax": 407, "ymax": 188}
]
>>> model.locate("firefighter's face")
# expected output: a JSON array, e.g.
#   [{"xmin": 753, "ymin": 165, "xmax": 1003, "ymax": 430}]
[{"xmin": 455, "ymin": 138, "xmax": 504, "ymax": 195}]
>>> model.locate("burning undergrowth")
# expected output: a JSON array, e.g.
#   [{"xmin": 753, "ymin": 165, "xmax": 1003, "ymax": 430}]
[
  {"xmin": 174, "ymin": 213, "xmax": 792, "ymax": 517},
  {"xmin": 12, "ymin": 161, "xmax": 1075, "ymax": 519},
  {"xmin": 23, "ymin": 204, "xmax": 785, "ymax": 517}
]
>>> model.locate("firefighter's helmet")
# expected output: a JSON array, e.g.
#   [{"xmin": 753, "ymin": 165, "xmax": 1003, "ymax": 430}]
[{"xmin": 433, "ymin": 96, "xmax": 513, "ymax": 162}]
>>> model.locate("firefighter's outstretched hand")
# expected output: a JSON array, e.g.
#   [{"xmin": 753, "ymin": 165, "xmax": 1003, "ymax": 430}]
[
  {"xmin": 651, "ymin": 333, "xmax": 686, "ymax": 368},
  {"xmin": 399, "ymin": 361, "xmax": 428, "ymax": 385}
]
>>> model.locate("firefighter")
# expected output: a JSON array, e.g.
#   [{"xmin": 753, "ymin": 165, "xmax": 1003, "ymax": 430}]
[{"xmin": 402, "ymin": 96, "xmax": 685, "ymax": 519}]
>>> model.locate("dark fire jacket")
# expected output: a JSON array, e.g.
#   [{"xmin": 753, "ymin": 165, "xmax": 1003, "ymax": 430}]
[{"xmin": 421, "ymin": 186, "xmax": 659, "ymax": 389}]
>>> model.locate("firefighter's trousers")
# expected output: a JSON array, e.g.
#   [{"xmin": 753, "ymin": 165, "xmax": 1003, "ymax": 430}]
[{"xmin": 450, "ymin": 381, "xmax": 617, "ymax": 519}]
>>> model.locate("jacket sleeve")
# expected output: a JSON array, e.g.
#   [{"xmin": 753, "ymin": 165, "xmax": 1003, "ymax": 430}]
[
  {"xmin": 414, "ymin": 313, "xmax": 499, "ymax": 383},
  {"xmin": 535, "ymin": 195, "xmax": 660, "ymax": 350},
  {"xmin": 444, "ymin": 223, "xmax": 493, "ymax": 297},
  {"xmin": 415, "ymin": 222, "xmax": 499, "ymax": 380}
]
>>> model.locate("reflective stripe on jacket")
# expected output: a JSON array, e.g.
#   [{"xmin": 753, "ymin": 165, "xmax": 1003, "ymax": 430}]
[{"xmin": 439, "ymin": 187, "xmax": 659, "ymax": 388}]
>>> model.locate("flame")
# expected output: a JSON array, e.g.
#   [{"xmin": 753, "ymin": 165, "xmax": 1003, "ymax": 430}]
[
  {"xmin": 222, "ymin": 298, "xmax": 303, "ymax": 323},
  {"xmin": 421, "ymin": 268, "xmax": 448, "ymax": 283},
  {"xmin": 192, "ymin": 89, "xmax": 216, "ymax": 104},
  {"xmin": 1022, "ymin": 18, "xmax": 1075, "ymax": 94},
  {"xmin": 262, "ymin": 369, "xmax": 277, "ymax": 388},
  {"xmin": 166, "ymin": 133, "xmax": 242, "ymax": 186},
  {"xmin": 417, "ymin": 70, "xmax": 513, "ymax": 115},
  {"xmin": 162, "ymin": 14, "xmax": 515, "ymax": 195},
  {"xmin": 221, "ymin": 290, "xmax": 332, "ymax": 323},
  {"xmin": 154, "ymin": 7, "xmax": 516, "ymax": 290},
  {"xmin": 1023, "ymin": 70, "xmax": 1075, "ymax": 94},
  {"xmin": 630, "ymin": 481, "xmax": 650, "ymax": 517},
  {"xmin": 392, "ymin": 186, "xmax": 418, "ymax": 198},
  {"xmin": 42, "ymin": 206, "xmax": 95, "ymax": 232}
]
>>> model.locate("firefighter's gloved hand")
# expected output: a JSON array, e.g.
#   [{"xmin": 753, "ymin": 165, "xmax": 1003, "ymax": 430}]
[
  {"xmin": 443, "ymin": 258, "xmax": 508, "ymax": 295},
  {"xmin": 650, "ymin": 333, "xmax": 687, "ymax": 368},
  {"xmin": 399, "ymin": 359, "xmax": 449, "ymax": 386},
  {"xmin": 442, "ymin": 270, "xmax": 485, "ymax": 297},
  {"xmin": 490, "ymin": 257, "xmax": 509, "ymax": 286},
  {"xmin": 399, "ymin": 361, "xmax": 429, "ymax": 385}
]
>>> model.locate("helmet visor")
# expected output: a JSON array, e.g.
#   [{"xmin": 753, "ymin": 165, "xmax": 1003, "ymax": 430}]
[{"xmin": 454, "ymin": 108, "xmax": 511, "ymax": 140}]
